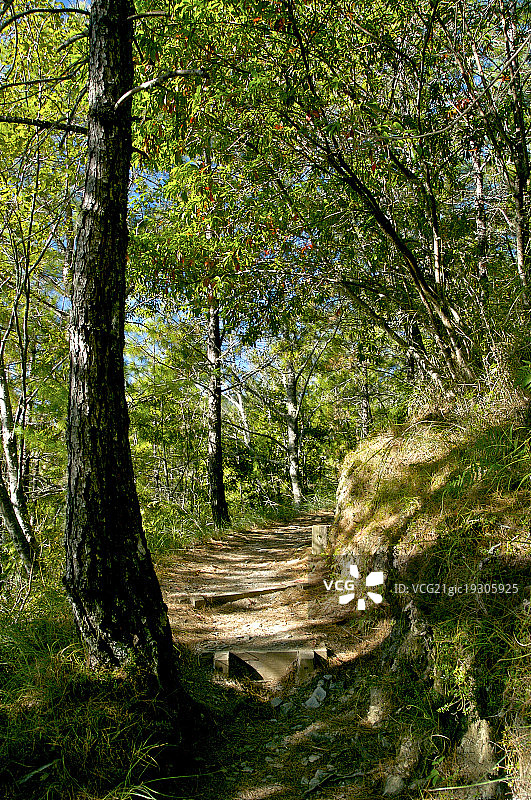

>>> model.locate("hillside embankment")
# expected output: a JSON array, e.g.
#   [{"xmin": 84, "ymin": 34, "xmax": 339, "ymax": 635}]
[
  {"xmin": 161, "ymin": 403, "xmax": 531, "ymax": 800},
  {"xmin": 326, "ymin": 407, "xmax": 531, "ymax": 799}
]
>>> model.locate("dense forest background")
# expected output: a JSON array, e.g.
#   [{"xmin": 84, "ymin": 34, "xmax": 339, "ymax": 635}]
[{"xmin": 0, "ymin": 0, "xmax": 531, "ymax": 798}]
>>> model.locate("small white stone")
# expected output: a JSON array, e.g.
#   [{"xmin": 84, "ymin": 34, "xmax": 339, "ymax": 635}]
[{"xmin": 383, "ymin": 775, "xmax": 405, "ymax": 795}]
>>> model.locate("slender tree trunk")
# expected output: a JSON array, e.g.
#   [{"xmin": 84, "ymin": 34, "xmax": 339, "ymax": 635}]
[
  {"xmin": 501, "ymin": 0, "xmax": 530, "ymax": 293},
  {"xmin": 160, "ymin": 397, "xmax": 172, "ymax": 498},
  {"xmin": 472, "ymin": 144, "xmax": 489, "ymax": 306},
  {"xmin": 405, "ymin": 321, "xmax": 424, "ymax": 382},
  {"xmin": 284, "ymin": 361, "xmax": 303, "ymax": 505},
  {"xmin": 0, "ymin": 473, "xmax": 34, "ymax": 572},
  {"xmin": 514, "ymin": 185, "xmax": 529, "ymax": 289},
  {"xmin": 229, "ymin": 392, "xmax": 251, "ymax": 447},
  {"xmin": 425, "ymin": 168, "xmax": 445, "ymax": 297},
  {"xmin": 359, "ymin": 362, "xmax": 372, "ymax": 440},
  {"xmin": 0, "ymin": 354, "xmax": 38, "ymax": 569},
  {"xmin": 330, "ymin": 152, "xmax": 475, "ymax": 381},
  {"xmin": 64, "ymin": 0, "xmax": 177, "ymax": 688},
  {"xmin": 207, "ymin": 298, "xmax": 230, "ymax": 528}
]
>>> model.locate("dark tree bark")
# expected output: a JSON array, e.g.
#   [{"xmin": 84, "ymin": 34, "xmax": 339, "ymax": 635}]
[
  {"xmin": 284, "ymin": 361, "xmax": 303, "ymax": 506},
  {"xmin": 64, "ymin": 0, "xmax": 176, "ymax": 688},
  {"xmin": 405, "ymin": 321, "xmax": 424, "ymax": 383},
  {"xmin": 206, "ymin": 298, "xmax": 230, "ymax": 528}
]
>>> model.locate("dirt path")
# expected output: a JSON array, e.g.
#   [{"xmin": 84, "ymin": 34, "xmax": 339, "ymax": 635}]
[
  {"xmin": 155, "ymin": 513, "xmax": 393, "ymax": 800},
  {"xmin": 156, "ymin": 511, "xmax": 363, "ymax": 660}
]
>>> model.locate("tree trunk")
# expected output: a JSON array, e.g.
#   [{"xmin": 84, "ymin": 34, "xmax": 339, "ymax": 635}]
[
  {"xmin": 514, "ymin": 183, "xmax": 529, "ymax": 290},
  {"xmin": 207, "ymin": 298, "xmax": 230, "ymax": 528},
  {"xmin": 284, "ymin": 361, "xmax": 303, "ymax": 505},
  {"xmin": 0, "ymin": 353, "xmax": 38, "ymax": 570},
  {"xmin": 359, "ymin": 363, "xmax": 373, "ymax": 440},
  {"xmin": 405, "ymin": 321, "xmax": 424, "ymax": 382},
  {"xmin": 0, "ymin": 473, "xmax": 34, "ymax": 572},
  {"xmin": 64, "ymin": 0, "xmax": 177, "ymax": 689},
  {"xmin": 228, "ymin": 392, "xmax": 251, "ymax": 447},
  {"xmin": 330, "ymin": 152, "xmax": 475, "ymax": 382},
  {"xmin": 472, "ymin": 143, "xmax": 489, "ymax": 305},
  {"xmin": 447, "ymin": 5, "xmax": 529, "ymax": 298},
  {"xmin": 501, "ymin": 0, "xmax": 530, "ymax": 293}
]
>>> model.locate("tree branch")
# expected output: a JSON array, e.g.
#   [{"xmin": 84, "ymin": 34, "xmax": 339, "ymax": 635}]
[
  {"xmin": 127, "ymin": 12, "xmax": 167, "ymax": 21},
  {"xmin": 0, "ymin": 7, "xmax": 89, "ymax": 36},
  {"xmin": 0, "ymin": 58, "xmax": 89, "ymax": 93},
  {"xmin": 56, "ymin": 31, "xmax": 88, "ymax": 53},
  {"xmin": 114, "ymin": 69, "xmax": 208, "ymax": 109},
  {"xmin": 339, "ymin": 279, "xmax": 445, "ymax": 388},
  {"xmin": 224, "ymin": 418, "xmax": 287, "ymax": 451},
  {"xmin": 0, "ymin": 115, "xmax": 87, "ymax": 134},
  {"xmin": 295, "ymin": 318, "xmax": 341, "ymax": 419}
]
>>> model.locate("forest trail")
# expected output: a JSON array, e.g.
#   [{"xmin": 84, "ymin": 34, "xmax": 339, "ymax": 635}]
[
  {"xmin": 156, "ymin": 515, "xmax": 394, "ymax": 800},
  {"xmin": 156, "ymin": 512, "xmax": 368, "ymax": 662}
]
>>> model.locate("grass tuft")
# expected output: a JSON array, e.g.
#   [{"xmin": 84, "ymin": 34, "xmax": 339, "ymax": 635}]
[{"xmin": 0, "ymin": 590, "xmax": 188, "ymax": 800}]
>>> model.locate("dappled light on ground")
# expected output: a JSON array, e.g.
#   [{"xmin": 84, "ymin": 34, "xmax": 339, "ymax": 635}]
[{"xmin": 157, "ymin": 512, "xmax": 368, "ymax": 657}]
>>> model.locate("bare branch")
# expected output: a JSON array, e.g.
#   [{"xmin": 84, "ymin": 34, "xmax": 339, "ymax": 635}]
[
  {"xmin": 128, "ymin": 12, "xmax": 167, "ymax": 21},
  {"xmin": 0, "ymin": 7, "xmax": 89, "ymax": 36},
  {"xmin": 0, "ymin": 61, "xmax": 89, "ymax": 93},
  {"xmin": 224, "ymin": 418, "xmax": 288, "ymax": 451},
  {"xmin": 0, "ymin": 115, "xmax": 87, "ymax": 134},
  {"xmin": 114, "ymin": 69, "xmax": 208, "ymax": 109},
  {"xmin": 295, "ymin": 318, "xmax": 341, "ymax": 419},
  {"xmin": 56, "ymin": 31, "xmax": 88, "ymax": 53}
]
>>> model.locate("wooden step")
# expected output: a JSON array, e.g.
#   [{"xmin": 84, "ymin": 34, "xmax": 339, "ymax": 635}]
[
  {"xmin": 212, "ymin": 646, "xmax": 328, "ymax": 682},
  {"xmin": 169, "ymin": 578, "xmax": 323, "ymax": 608}
]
